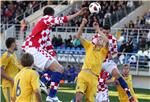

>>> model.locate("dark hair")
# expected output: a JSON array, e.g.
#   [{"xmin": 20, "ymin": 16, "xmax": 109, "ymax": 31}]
[
  {"xmin": 43, "ymin": 7, "xmax": 54, "ymax": 16},
  {"xmin": 21, "ymin": 53, "xmax": 34, "ymax": 67},
  {"xmin": 5, "ymin": 37, "xmax": 16, "ymax": 48},
  {"xmin": 123, "ymin": 64, "xmax": 130, "ymax": 67},
  {"xmin": 103, "ymin": 25, "xmax": 110, "ymax": 30}
]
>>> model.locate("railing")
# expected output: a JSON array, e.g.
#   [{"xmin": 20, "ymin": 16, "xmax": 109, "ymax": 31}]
[
  {"xmin": 0, "ymin": 46, "xmax": 149, "ymax": 74},
  {"xmin": 1, "ymin": 24, "xmax": 149, "ymax": 43},
  {"xmin": 54, "ymin": 48, "xmax": 150, "ymax": 74}
]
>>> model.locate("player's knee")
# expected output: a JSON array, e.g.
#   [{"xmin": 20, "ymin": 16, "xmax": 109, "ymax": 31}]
[
  {"xmin": 54, "ymin": 65, "xmax": 64, "ymax": 73},
  {"xmin": 76, "ymin": 97, "xmax": 82, "ymax": 102},
  {"xmin": 76, "ymin": 92, "xmax": 83, "ymax": 102},
  {"xmin": 112, "ymin": 68, "xmax": 120, "ymax": 79},
  {"xmin": 46, "ymin": 60, "xmax": 64, "ymax": 73},
  {"xmin": 58, "ymin": 66, "xmax": 64, "ymax": 73}
]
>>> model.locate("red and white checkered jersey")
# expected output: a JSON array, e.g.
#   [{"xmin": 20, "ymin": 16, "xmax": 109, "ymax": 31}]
[
  {"xmin": 97, "ymin": 70, "xmax": 109, "ymax": 92},
  {"xmin": 105, "ymin": 34, "xmax": 118, "ymax": 61},
  {"xmin": 22, "ymin": 15, "xmax": 68, "ymax": 57}
]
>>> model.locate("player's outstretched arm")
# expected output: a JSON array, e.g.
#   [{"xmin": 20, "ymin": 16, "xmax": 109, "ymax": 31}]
[
  {"xmin": 67, "ymin": 7, "xmax": 88, "ymax": 21},
  {"xmin": 43, "ymin": 7, "xmax": 88, "ymax": 26},
  {"xmin": 76, "ymin": 18, "xmax": 88, "ymax": 39}
]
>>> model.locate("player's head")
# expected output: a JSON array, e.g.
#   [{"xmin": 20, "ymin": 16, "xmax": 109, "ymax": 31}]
[
  {"xmin": 122, "ymin": 64, "xmax": 130, "ymax": 76},
  {"xmin": 43, "ymin": 7, "xmax": 55, "ymax": 16},
  {"xmin": 103, "ymin": 25, "xmax": 110, "ymax": 35},
  {"xmin": 21, "ymin": 53, "xmax": 34, "ymax": 67},
  {"xmin": 5, "ymin": 37, "xmax": 17, "ymax": 51},
  {"xmin": 92, "ymin": 33, "xmax": 105, "ymax": 47}
]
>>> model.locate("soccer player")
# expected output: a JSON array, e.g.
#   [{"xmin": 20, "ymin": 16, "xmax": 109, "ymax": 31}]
[
  {"xmin": 116, "ymin": 64, "xmax": 138, "ymax": 102},
  {"xmin": 96, "ymin": 70, "xmax": 114, "ymax": 102},
  {"xmin": 94, "ymin": 22, "xmax": 136, "ymax": 102},
  {"xmin": 22, "ymin": 6, "xmax": 87, "ymax": 102},
  {"xmin": 11, "ymin": 53, "xmax": 42, "ymax": 102},
  {"xmin": 0, "ymin": 37, "xmax": 21, "ymax": 102},
  {"xmin": 74, "ymin": 18, "xmax": 108, "ymax": 102}
]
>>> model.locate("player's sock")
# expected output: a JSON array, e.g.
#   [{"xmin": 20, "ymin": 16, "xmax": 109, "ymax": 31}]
[
  {"xmin": 49, "ymin": 72, "xmax": 63, "ymax": 98},
  {"xmin": 117, "ymin": 76, "xmax": 132, "ymax": 98},
  {"xmin": 40, "ymin": 70, "xmax": 52, "ymax": 84}
]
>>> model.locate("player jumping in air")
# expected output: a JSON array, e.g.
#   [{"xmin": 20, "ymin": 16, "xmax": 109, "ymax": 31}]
[
  {"xmin": 72, "ymin": 18, "xmax": 108, "ymax": 102},
  {"xmin": 22, "ymin": 6, "xmax": 87, "ymax": 102},
  {"xmin": 94, "ymin": 20, "xmax": 136, "ymax": 102}
]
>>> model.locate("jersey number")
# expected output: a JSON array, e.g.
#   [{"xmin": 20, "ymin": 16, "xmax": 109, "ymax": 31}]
[{"xmin": 16, "ymin": 79, "xmax": 21, "ymax": 96}]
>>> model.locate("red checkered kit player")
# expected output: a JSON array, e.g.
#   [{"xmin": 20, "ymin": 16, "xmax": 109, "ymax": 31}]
[
  {"xmin": 22, "ymin": 7, "xmax": 87, "ymax": 102},
  {"xmin": 94, "ymin": 22, "xmax": 136, "ymax": 102}
]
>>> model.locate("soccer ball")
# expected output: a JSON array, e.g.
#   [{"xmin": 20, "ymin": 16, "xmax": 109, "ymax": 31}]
[{"xmin": 89, "ymin": 2, "xmax": 101, "ymax": 14}]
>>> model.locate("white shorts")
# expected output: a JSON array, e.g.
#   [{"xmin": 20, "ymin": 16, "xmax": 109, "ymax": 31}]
[
  {"xmin": 96, "ymin": 90, "xmax": 109, "ymax": 102},
  {"xmin": 25, "ymin": 47, "xmax": 56, "ymax": 70},
  {"xmin": 102, "ymin": 60, "xmax": 117, "ymax": 74}
]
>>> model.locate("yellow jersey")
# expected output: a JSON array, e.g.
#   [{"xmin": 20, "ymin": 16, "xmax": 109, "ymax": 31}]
[
  {"xmin": 0, "ymin": 51, "xmax": 21, "ymax": 88},
  {"xmin": 116, "ymin": 75, "xmax": 138, "ymax": 102},
  {"xmin": 12, "ymin": 67, "xmax": 40, "ymax": 102},
  {"xmin": 82, "ymin": 39, "xmax": 108, "ymax": 76}
]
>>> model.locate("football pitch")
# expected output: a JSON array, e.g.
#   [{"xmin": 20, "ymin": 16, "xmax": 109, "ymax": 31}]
[{"xmin": 1, "ymin": 84, "xmax": 150, "ymax": 102}]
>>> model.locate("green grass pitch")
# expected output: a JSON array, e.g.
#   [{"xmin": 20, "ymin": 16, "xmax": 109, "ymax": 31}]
[{"xmin": 1, "ymin": 84, "xmax": 150, "ymax": 102}]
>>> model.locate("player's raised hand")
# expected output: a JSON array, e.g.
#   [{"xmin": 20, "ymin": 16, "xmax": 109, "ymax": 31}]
[
  {"xmin": 77, "ymin": 7, "xmax": 88, "ymax": 16},
  {"xmin": 93, "ymin": 22, "xmax": 100, "ymax": 32},
  {"xmin": 81, "ymin": 18, "xmax": 88, "ymax": 25}
]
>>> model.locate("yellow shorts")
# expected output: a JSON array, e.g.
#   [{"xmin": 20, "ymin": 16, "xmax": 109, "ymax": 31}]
[
  {"xmin": 76, "ymin": 71, "xmax": 98, "ymax": 102},
  {"xmin": 2, "ymin": 86, "xmax": 13, "ymax": 102}
]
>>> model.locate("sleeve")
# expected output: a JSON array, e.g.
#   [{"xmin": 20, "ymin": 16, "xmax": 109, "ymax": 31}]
[
  {"xmin": 31, "ymin": 71, "xmax": 40, "ymax": 91},
  {"xmin": 80, "ymin": 38, "xmax": 91, "ymax": 51},
  {"xmin": 43, "ymin": 16, "xmax": 68, "ymax": 26},
  {"xmin": 0, "ymin": 53, "xmax": 10, "ymax": 70}
]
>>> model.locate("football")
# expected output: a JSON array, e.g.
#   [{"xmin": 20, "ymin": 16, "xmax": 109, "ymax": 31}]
[{"xmin": 89, "ymin": 2, "xmax": 101, "ymax": 14}]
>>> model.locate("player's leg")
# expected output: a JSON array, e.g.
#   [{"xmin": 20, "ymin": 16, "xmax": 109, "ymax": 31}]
[
  {"xmin": 96, "ymin": 92, "xmax": 101, "ymax": 102},
  {"xmin": 40, "ymin": 70, "xmax": 52, "ymax": 86},
  {"xmin": 75, "ymin": 72, "xmax": 87, "ymax": 102},
  {"xmin": 76, "ymin": 92, "xmax": 84, "ymax": 102},
  {"xmin": 102, "ymin": 60, "xmax": 133, "ymax": 100},
  {"xmin": 45, "ymin": 60, "xmax": 64, "ymax": 102},
  {"xmin": 25, "ymin": 48, "xmax": 63, "ymax": 102},
  {"xmin": 101, "ymin": 90, "xmax": 109, "ymax": 102},
  {"xmin": 85, "ymin": 74, "xmax": 98, "ymax": 102},
  {"xmin": 40, "ymin": 70, "xmax": 52, "ymax": 95}
]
